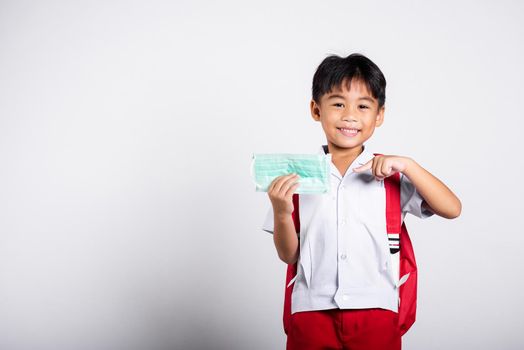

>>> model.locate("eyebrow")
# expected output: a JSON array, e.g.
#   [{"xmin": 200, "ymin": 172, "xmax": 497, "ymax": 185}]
[{"xmin": 327, "ymin": 94, "xmax": 376, "ymax": 103}]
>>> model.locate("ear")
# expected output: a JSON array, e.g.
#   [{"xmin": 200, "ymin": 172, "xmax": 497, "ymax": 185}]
[
  {"xmin": 375, "ymin": 106, "xmax": 385, "ymax": 127},
  {"xmin": 310, "ymin": 100, "xmax": 321, "ymax": 122}
]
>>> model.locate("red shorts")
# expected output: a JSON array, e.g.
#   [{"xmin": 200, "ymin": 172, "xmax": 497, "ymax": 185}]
[{"xmin": 286, "ymin": 308, "xmax": 402, "ymax": 350}]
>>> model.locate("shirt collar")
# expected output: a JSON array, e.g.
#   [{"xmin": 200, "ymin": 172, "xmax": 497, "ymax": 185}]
[{"xmin": 318, "ymin": 144, "xmax": 375, "ymax": 178}]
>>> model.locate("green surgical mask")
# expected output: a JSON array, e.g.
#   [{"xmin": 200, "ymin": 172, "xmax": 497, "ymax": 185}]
[{"xmin": 251, "ymin": 153, "xmax": 332, "ymax": 194}]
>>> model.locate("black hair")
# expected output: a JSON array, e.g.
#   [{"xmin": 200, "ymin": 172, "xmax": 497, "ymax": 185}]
[{"xmin": 312, "ymin": 53, "xmax": 386, "ymax": 109}]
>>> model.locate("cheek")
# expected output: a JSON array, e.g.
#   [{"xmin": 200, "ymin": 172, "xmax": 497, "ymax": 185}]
[
  {"xmin": 361, "ymin": 119, "xmax": 376, "ymax": 130},
  {"xmin": 320, "ymin": 118, "xmax": 336, "ymax": 129},
  {"xmin": 319, "ymin": 122, "xmax": 331, "ymax": 135}
]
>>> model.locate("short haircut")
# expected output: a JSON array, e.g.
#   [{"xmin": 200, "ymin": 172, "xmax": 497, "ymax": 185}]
[{"xmin": 312, "ymin": 53, "xmax": 386, "ymax": 109}]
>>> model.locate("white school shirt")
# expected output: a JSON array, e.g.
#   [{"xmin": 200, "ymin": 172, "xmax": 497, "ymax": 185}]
[{"xmin": 261, "ymin": 144, "xmax": 434, "ymax": 314}]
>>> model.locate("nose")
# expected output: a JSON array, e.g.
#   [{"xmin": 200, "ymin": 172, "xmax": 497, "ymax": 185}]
[{"xmin": 342, "ymin": 114, "xmax": 357, "ymax": 123}]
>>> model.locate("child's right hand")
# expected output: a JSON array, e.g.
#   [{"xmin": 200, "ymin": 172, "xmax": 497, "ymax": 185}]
[{"xmin": 267, "ymin": 174, "xmax": 300, "ymax": 218}]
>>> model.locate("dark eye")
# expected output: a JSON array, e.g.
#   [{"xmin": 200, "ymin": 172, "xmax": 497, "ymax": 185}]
[
  {"xmin": 333, "ymin": 103, "xmax": 344, "ymax": 107},
  {"xmin": 359, "ymin": 105, "xmax": 369, "ymax": 109}
]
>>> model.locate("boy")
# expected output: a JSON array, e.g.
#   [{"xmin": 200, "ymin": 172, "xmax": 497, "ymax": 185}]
[{"xmin": 261, "ymin": 53, "xmax": 461, "ymax": 350}]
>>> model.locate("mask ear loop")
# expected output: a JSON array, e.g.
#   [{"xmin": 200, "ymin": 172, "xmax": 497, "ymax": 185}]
[{"xmin": 250, "ymin": 154, "xmax": 262, "ymax": 190}]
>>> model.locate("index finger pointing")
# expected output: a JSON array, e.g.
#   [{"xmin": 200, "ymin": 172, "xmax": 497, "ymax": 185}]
[{"xmin": 352, "ymin": 159, "xmax": 372, "ymax": 173}]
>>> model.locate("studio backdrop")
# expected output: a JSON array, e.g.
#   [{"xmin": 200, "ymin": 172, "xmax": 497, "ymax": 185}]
[{"xmin": 1, "ymin": 0, "xmax": 523, "ymax": 349}]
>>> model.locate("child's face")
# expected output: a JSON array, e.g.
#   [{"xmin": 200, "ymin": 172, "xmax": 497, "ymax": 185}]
[{"xmin": 311, "ymin": 78, "xmax": 384, "ymax": 154}]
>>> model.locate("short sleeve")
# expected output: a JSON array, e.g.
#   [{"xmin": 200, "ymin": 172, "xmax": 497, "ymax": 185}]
[
  {"xmin": 261, "ymin": 205, "xmax": 274, "ymax": 234},
  {"xmin": 400, "ymin": 173, "xmax": 434, "ymax": 219}
]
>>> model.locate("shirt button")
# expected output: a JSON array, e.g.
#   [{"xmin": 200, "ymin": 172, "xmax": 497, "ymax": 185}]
[
  {"xmin": 340, "ymin": 219, "xmax": 346, "ymax": 226},
  {"xmin": 340, "ymin": 253, "xmax": 347, "ymax": 260}
]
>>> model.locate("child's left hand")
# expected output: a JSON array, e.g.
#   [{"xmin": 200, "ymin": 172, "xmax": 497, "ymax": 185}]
[{"xmin": 353, "ymin": 155, "xmax": 410, "ymax": 181}]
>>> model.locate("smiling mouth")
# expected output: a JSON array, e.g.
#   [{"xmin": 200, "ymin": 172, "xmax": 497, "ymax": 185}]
[{"xmin": 337, "ymin": 127, "xmax": 360, "ymax": 137}]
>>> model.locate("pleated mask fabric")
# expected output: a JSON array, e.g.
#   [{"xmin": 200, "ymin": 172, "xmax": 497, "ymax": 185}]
[{"xmin": 251, "ymin": 153, "xmax": 331, "ymax": 194}]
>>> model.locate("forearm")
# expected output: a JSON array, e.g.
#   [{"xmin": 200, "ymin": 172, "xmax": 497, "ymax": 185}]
[
  {"xmin": 403, "ymin": 157, "xmax": 462, "ymax": 219},
  {"xmin": 273, "ymin": 213, "xmax": 300, "ymax": 264}
]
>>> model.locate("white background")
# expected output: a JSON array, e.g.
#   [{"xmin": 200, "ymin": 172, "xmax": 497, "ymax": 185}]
[{"xmin": 1, "ymin": 0, "xmax": 523, "ymax": 349}]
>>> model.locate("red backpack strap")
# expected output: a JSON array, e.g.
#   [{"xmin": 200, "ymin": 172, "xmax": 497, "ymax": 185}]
[
  {"xmin": 283, "ymin": 193, "xmax": 300, "ymax": 335},
  {"xmin": 380, "ymin": 159, "xmax": 418, "ymax": 336},
  {"xmin": 385, "ymin": 173, "xmax": 402, "ymax": 253},
  {"xmin": 374, "ymin": 153, "xmax": 402, "ymax": 253}
]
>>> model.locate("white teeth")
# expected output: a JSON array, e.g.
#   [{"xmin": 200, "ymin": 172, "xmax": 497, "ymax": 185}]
[{"xmin": 340, "ymin": 128, "xmax": 358, "ymax": 132}]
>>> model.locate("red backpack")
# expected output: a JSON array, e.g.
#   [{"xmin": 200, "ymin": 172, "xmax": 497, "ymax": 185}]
[{"xmin": 283, "ymin": 167, "xmax": 418, "ymax": 337}]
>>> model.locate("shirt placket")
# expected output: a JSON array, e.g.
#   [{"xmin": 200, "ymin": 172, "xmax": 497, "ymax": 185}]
[
  {"xmin": 334, "ymin": 174, "xmax": 352, "ymax": 306},
  {"xmin": 338, "ymin": 180, "xmax": 346, "ymax": 293}
]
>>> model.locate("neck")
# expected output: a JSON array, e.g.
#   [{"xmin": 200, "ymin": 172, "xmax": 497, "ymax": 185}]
[{"xmin": 326, "ymin": 143, "xmax": 364, "ymax": 160}]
